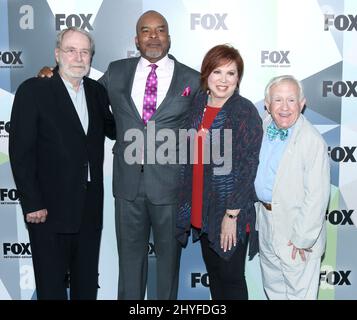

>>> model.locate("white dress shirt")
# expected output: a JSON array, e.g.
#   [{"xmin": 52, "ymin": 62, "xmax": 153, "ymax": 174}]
[
  {"xmin": 61, "ymin": 77, "xmax": 88, "ymax": 134},
  {"xmin": 61, "ymin": 76, "xmax": 90, "ymax": 181},
  {"xmin": 131, "ymin": 55, "xmax": 174, "ymax": 116}
]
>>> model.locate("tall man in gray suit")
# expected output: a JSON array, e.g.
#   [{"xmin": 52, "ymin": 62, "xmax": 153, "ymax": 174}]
[{"xmin": 99, "ymin": 10, "xmax": 200, "ymax": 299}]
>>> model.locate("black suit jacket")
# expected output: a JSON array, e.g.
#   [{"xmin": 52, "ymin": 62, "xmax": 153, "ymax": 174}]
[
  {"xmin": 99, "ymin": 55, "xmax": 200, "ymax": 204},
  {"xmin": 9, "ymin": 72, "xmax": 115, "ymax": 233}
]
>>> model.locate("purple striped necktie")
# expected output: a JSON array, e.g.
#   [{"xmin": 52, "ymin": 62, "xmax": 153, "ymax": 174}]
[{"xmin": 142, "ymin": 64, "xmax": 158, "ymax": 124}]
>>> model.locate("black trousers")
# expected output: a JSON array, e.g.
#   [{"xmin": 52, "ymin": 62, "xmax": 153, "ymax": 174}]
[
  {"xmin": 28, "ymin": 183, "xmax": 101, "ymax": 300},
  {"xmin": 200, "ymin": 233, "xmax": 249, "ymax": 300}
]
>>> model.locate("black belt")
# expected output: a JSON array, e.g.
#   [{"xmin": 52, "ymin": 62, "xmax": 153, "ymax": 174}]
[{"xmin": 260, "ymin": 201, "xmax": 272, "ymax": 211}]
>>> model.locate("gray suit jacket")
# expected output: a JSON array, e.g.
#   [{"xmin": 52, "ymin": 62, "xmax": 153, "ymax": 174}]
[{"xmin": 99, "ymin": 55, "xmax": 200, "ymax": 204}]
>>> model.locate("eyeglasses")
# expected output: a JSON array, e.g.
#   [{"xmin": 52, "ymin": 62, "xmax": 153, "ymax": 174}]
[{"xmin": 59, "ymin": 47, "xmax": 91, "ymax": 58}]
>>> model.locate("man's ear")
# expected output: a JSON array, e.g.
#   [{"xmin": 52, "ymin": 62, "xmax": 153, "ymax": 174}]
[
  {"xmin": 54, "ymin": 48, "xmax": 59, "ymax": 64},
  {"xmin": 299, "ymin": 98, "xmax": 306, "ymax": 112},
  {"xmin": 135, "ymin": 36, "xmax": 139, "ymax": 50},
  {"xmin": 265, "ymin": 100, "xmax": 271, "ymax": 113}
]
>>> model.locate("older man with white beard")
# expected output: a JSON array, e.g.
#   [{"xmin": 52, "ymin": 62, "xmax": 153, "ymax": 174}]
[{"xmin": 9, "ymin": 27, "xmax": 115, "ymax": 299}]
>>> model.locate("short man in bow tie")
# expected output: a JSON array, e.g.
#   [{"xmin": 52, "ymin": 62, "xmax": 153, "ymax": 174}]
[{"xmin": 254, "ymin": 75, "xmax": 330, "ymax": 299}]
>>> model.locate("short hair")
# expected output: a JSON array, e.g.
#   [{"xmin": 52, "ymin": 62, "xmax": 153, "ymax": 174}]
[
  {"xmin": 56, "ymin": 27, "xmax": 95, "ymax": 55},
  {"xmin": 264, "ymin": 75, "xmax": 305, "ymax": 102},
  {"xmin": 200, "ymin": 44, "xmax": 244, "ymax": 92},
  {"xmin": 136, "ymin": 10, "xmax": 169, "ymax": 35}
]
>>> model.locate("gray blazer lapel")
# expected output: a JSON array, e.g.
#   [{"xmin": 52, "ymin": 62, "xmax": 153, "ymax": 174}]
[
  {"xmin": 126, "ymin": 58, "xmax": 143, "ymax": 122},
  {"xmin": 272, "ymin": 115, "xmax": 304, "ymax": 192},
  {"xmin": 127, "ymin": 90, "xmax": 142, "ymax": 122}
]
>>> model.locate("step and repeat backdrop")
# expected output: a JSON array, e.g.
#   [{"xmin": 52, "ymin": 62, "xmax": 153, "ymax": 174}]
[{"xmin": 1, "ymin": 0, "xmax": 356, "ymax": 300}]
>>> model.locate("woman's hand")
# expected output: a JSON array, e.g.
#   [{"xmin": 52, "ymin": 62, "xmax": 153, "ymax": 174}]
[{"xmin": 220, "ymin": 209, "xmax": 240, "ymax": 252}]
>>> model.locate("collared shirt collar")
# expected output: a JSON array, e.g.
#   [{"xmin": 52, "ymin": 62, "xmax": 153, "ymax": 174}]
[
  {"xmin": 60, "ymin": 76, "xmax": 84, "ymax": 92},
  {"xmin": 138, "ymin": 54, "xmax": 171, "ymax": 70},
  {"xmin": 269, "ymin": 120, "xmax": 294, "ymax": 138}
]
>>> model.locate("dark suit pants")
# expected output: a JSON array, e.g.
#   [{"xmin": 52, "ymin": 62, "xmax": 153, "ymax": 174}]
[
  {"xmin": 28, "ymin": 184, "xmax": 101, "ymax": 300},
  {"xmin": 115, "ymin": 173, "xmax": 181, "ymax": 300},
  {"xmin": 28, "ymin": 225, "xmax": 101, "ymax": 300},
  {"xmin": 200, "ymin": 233, "xmax": 249, "ymax": 300}
]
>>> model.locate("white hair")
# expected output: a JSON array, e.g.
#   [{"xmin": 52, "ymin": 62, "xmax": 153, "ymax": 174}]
[{"xmin": 264, "ymin": 75, "xmax": 305, "ymax": 102}]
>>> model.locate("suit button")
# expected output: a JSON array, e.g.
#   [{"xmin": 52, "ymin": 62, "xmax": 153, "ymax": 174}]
[
  {"xmin": 83, "ymin": 163, "xmax": 88, "ymax": 168},
  {"xmin": 83, "ymin": 183, "xmax": 87, "ymax": 190}
]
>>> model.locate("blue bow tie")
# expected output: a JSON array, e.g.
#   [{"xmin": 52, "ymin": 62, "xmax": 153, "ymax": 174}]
[{"xmin": 267, "ymin": 123, "xmax": 288, "ymax": 141}]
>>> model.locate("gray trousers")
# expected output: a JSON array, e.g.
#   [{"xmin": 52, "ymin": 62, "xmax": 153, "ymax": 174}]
[
  {"xmin": 115, "ymin": 173, "xmax": 181, "ymax": 300},
  {"xmin": 258, "ymin": 205, "xmax": 321, "ymax": 299}
]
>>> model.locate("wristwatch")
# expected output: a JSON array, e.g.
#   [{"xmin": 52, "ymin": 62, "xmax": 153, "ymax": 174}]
[{"xmin": 225, "ymin": 212, "xmax": 238, "ymax": 219}]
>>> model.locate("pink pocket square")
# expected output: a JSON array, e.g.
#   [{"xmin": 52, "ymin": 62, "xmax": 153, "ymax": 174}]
[{"xmin": 181, "ymin": 86, "xmax": 191, "ymax": 96}]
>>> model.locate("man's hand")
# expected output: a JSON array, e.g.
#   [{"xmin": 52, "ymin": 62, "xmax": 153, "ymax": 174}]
[
  {"xmin": 37, "ymin": 66, "xmax": 54, "ymax": 78},
  {"xmin": 26, "ymin": 209, "xmax": 48, "ymax": 223},
  {"xmin": 288, "ymin": 240, "xmax": 312, "ymax": 261}
]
